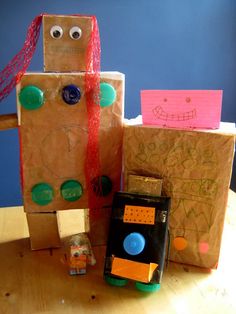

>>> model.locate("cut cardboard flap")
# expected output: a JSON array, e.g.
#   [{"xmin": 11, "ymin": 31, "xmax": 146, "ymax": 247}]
[{"xmin": 127, "ymin": 174, "xmax": 162, "ymax": 196}]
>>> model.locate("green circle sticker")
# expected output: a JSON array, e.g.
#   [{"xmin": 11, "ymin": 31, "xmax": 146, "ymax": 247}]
[
  {"xmin": 100, "ymin": 82, "xmax": 116, "ymax": 107},
  {"xmin": 61, "ymin": 180, "xmax": 83, "ymax": 202},
  {"xmin": 19, "ymin": 85, "xmax": 44, "ymax": 110},
  {"xmin": 31, "ymin": 183, "xmax": 54, "ymax": 206}
]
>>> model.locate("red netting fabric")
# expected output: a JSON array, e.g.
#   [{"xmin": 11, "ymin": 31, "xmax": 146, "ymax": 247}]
[
  {"xmin": 84, "ymin": 16, "xmax": 103, "ymax": 213},
  {"xmin": 0, "ymin": 14, "xmax": 43, "ymax": 102},
  {"xmin": 0, "ymin": 14, "xmax": 103, "ymax": 213}
]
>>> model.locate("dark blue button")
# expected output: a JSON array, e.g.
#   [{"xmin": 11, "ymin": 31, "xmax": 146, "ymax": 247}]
[
  {"xmin": 123, "ymin": 232, "xmax": 146, "ymax": 256},
  {"xmin": 62, "ymin": 85, "xmax": 81, "ymax": 105}
]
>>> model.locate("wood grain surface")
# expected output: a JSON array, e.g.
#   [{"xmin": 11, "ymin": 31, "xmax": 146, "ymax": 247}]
[{"xmin": 0, "ymin": 190, "xmax": 235, "ymax": 314}]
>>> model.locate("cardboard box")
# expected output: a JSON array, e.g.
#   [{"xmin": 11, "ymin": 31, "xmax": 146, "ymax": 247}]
[
  {"xmin": 0, "ymin": 114, "xmax": 18, "ymax": 130},
  {"xmin": 43, "ymin": 15, "xmax": 92, "ymax": 72},
  {"xmin": 17, "ymin": 72, "xmax": 124, "ymax": 213},
  {"xmin": 84, "ymin": 207, "xmax": 112, "ymax": 246},
  {"xmin": 26, "ymin": 213, "xmax": 61, "ymax": 250},
  {"xmin": 123, "ymin": 125, "xmax": 235, "ymax": 268}
]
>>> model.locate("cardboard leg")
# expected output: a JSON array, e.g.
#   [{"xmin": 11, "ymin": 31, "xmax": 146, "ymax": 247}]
[
  {"xmin": 84, "ymin": 208, "xmax": 111, "ymax": 246},
  {"xmin": 26, "ymin": 212, "xmax": 61, "ymax": 250},
  {"xmin": 57, "ymin": 209, "xmax": 85, "ymax": 237}
]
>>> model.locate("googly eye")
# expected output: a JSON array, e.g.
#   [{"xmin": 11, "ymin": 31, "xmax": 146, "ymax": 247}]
[
  {"xmin": 50, "ymin": 25, "xmax": 63, "ymax": 39},
  {"xmin": 69, "ymin": 26, "xmax": 82, "ymax": 40}
]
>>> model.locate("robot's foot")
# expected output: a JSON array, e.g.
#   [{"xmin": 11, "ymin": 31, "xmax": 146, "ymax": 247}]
[
  {"xmin": 104, "ymin": 275, "xmax": 128, "ymax": 287},
  {"xmin": 135, "ymin": 282, "xmax": 161, "ymax": 292}
]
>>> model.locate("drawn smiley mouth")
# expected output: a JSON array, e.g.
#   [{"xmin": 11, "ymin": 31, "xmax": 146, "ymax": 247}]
[{"xmin": 152, "ymin": 106, "xmax": 197, "ymax": 121}]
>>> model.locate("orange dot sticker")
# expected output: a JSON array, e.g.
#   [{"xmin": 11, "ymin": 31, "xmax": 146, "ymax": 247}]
[
  {"xmin": 199, "ymin": 242, "xmax": 209, "ymax": 254},
  {"xmin": 173, "ymin": 237, "xmax": 188, "ymax": 251}
]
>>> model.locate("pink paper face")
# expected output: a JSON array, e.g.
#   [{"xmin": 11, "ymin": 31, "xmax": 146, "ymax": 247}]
[{"xmin": 141, "ymin": 90, "xmax": 223, "ymax": 129}]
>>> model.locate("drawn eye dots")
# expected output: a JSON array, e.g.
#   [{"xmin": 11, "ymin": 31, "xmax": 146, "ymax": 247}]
[
  {"xmin": 173, "ymin": 236, "xmax": 209, "ymax": 254},
  {"xmin": 163, "ymin": 97, "xmax": 191, "ymax": 103},
  {"xmin": 18, "ymin": 83, "xmax": 116, "ymax": 110},
  {"xmin": 123, "ymin": 205, "xmax": 155, "ymax": 225}
]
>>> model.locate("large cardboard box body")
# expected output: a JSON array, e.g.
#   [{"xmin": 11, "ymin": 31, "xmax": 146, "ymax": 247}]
[
  {"xmin": 17, "ymin": 72, "xmax": 124, "ymax": 214},
  {"xmin": 123, "ymin": 125, "xmax": 235, "ymax": 268}
]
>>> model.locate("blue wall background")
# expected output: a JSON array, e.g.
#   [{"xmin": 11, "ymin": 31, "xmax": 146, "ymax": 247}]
[{"xmin": 0, "ymin": 0, "xmax": 235, "ymax": 206}]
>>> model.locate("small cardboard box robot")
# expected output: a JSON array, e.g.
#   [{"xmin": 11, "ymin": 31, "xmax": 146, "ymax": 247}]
[{"xmin": 69, "ymin": 233, "xmax": 96, "ymax": 275}]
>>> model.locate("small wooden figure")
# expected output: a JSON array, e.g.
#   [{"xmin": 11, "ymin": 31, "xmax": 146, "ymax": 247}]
[{"xmin": 69, "ymin": 233, "xmax": 96, "ymax": 275}]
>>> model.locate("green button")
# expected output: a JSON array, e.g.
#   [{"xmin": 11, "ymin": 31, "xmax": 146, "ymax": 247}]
[
  {"xmin": 31, "ymin": 183, "xmax": 54, "ymax": 206},
  {"xmin": 100, "ymin": 83, "xmax": 116, "ymax": 107},
  {"xmin": 61, "ymin": 180, "xmax": 83, "ymax": 202},
  {"xmin": 92, "ymin": 175, "xmax": 112, "ymax": 197},
  {"xmin": 19, "ymin": 85, "xmax": 44, "ymax": 110}
]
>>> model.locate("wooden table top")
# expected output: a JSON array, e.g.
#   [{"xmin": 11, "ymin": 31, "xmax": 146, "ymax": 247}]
[{"xmin": 0, "ymin": 190, "xmax": 235, "ymax": 314}]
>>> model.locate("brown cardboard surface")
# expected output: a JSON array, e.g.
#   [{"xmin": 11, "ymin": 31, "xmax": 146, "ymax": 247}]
[
  {"xmin": 57, "ymin": 209, "xmax": 85, "ymax": 237},
  {"xmin": 128, "ymin": 174, "xmax": 162, "ymax": 196},
  {"xmin": 123, "ymin": 125, "xmax": 235, "ymax": 268},
  {"xmin": 27, "ymin": 213, "xmax": 61, "ymax": 250},
  {"xmin": 84, "ymin": 207, "xmax": 112, "ymax": 246},
  {"xmin": 17, "ymin": 72, "xmax": 124, "ymax": 213},
  {"xmin": 43, "ymin": 15, "xmax": 92, "ymax": 72},
  {"xmin": 0, "ymin": 114, "xmax": 18, "ymax": 131}
]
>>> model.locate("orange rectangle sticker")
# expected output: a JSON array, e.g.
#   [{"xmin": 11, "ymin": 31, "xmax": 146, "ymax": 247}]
[
  {"xmin": 123, "ymin": 205, "xmax": 155, "ymax": 225},
  {"xmin": 111, "ymin": 257, "xmax": 158, "ymax": 283}
]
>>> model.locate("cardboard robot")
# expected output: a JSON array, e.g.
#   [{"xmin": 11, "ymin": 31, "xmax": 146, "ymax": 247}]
[
  {"xmin": 0, "ymin": 14, "xmax": 124, "ymax": 250},
  {"xmin": 104, "ymin": 175, "xmax": 170, "ymax": 292}
]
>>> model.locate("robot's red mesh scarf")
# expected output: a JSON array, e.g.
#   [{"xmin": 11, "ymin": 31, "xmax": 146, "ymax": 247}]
[
  {"xmin": 84, "ymin": 16, "xmax": 103, "ymax": 212},
  {"xmin": 0, "ymin": 14, "xmax": 43, "ymax": 102},
  {"xmin": 0, "ymin": 14, "xmax": 103, "ymax": 212}
]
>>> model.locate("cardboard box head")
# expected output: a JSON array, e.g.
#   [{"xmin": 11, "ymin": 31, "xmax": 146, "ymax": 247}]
[{"xmin": 43, "ymin": 15, "xmax": 93, "ymax": 72}]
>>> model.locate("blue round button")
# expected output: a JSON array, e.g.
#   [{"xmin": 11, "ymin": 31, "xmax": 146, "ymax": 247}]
[
  {"xmin": 62, "ymin": 84, "xmax": 81, "ymax": 105},
  {"xmin": 123, "ymin": 232, "xmax": 145, "ymax": 256}
]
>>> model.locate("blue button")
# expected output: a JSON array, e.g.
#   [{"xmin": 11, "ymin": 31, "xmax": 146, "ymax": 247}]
[
  {"xmin": 123, "ymin": 232, "xmax": 145, "ymax": 256},
  {"xmin": 62, "ymin": 85, "xmax": 81, "ymax": 105}
]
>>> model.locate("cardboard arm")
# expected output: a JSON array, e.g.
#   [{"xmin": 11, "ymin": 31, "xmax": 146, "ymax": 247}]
[{"xmin": 0, "ymin": 113, "xmax": 18, "ymax": 131}]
